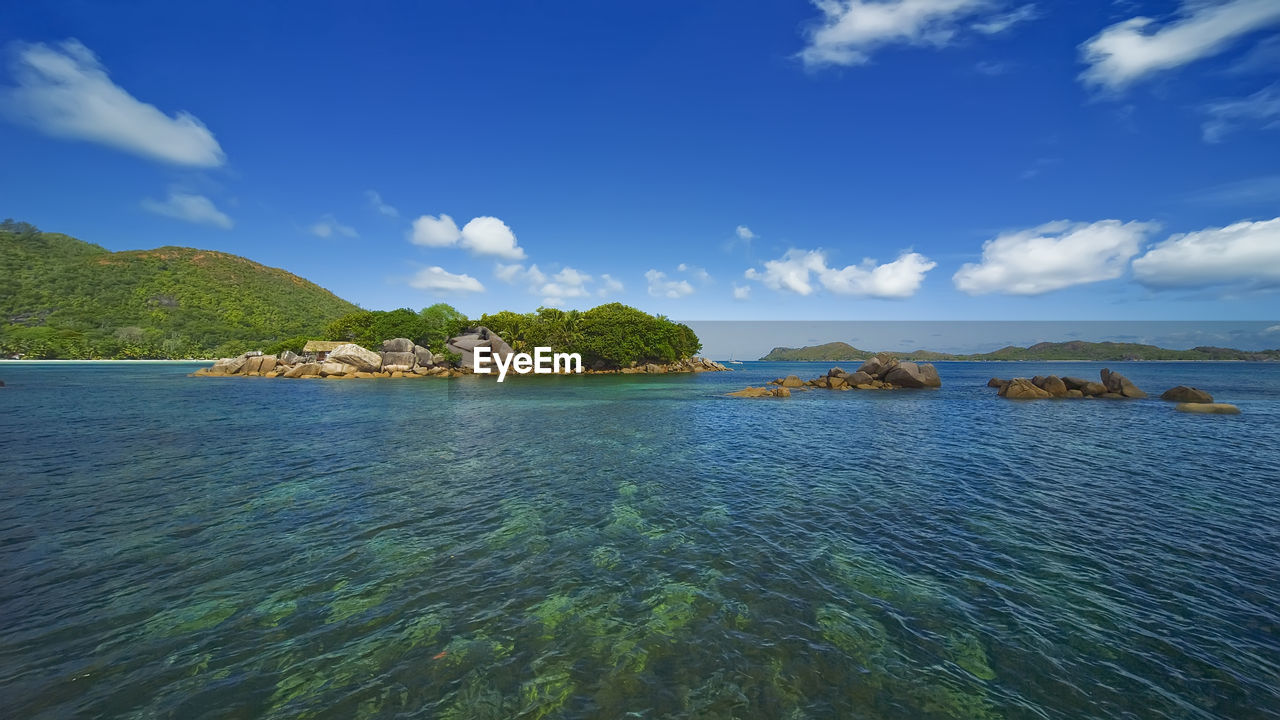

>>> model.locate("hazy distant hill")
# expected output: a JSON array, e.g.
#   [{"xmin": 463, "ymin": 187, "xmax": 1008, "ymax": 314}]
[
  {"xmin": 1, "ymin": 220, "xmax": 359, "ymax": 358},
  {"xmin": 760, "ymin": 339, "xmax": 1280, "ymax": 362}
]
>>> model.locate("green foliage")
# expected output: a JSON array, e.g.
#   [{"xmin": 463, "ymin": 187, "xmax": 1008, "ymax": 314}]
[
  {"xmin": 0, "ymin": 221, "xmax": 359, "ymax": 359},
  {"xmin": 477, "ymin": 303, "xmax": 700, "ymax": 368},
  {"xmin": 324, "ymin": 304, "xmax": 469, "ymax": 354}
]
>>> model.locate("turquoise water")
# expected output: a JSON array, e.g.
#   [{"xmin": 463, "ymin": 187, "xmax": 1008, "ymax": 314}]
[{"xmin": 1, "ymin": 361, "xmax": 1278, "ymax": 719}]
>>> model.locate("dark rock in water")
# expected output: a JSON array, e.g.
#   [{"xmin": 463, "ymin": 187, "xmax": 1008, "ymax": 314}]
[
  {"xmin": 0, "ymin": 380, "xmax": 5, "ymax": 387},
  {"xmin": 856, "ymin": 353, "xmax": 898, "ymax": 380},
  {"xmin": 987, "ymin": 377, "xmax": 1006, "ymax": 388},
  {"xmin": 1161, "ymin": 386, "xmax": 1213, "ymax": 404},
  {"xmin": 1039, "ymin": 375, "xmax": 1068, "ymax": 397},
  {"xmin": 382, "ymin": 337, "xmax": 415, "ymax": 353},
  {"xmin": 381, "ymin": 351, "xmax": 417, "ymax": 372},
  {"xmin": 1062, "ymin": 377, "xmax": 1090, "ymax": 391},
  {"xmin": 1100, "ymin": 368, "xmax": 1146, "ymax": 398},
  {"xmin": 917, "ymin": 363, "xmax": 942, "ymax": 388},
  {"xmin": 414, "ymin": 345, "xmax": 435, "ymax": 367},
  {"xmin": 1175, "ymin": 402, "xmax": 1240, "ymax": 415},
  {"xmin": 1080, "ymin": 381, "xmax": 1107, "ymax": 396},
  {"xmin": 884, "ymin": 361, "xmax": 928, "ymax": 388},
  {"xmin": 848, "ymin": 371, "xmax": 874, "ymax": 386},
  {"xmin": 999, "ymin": 378, "xmax": 1052, "ymax": 399},
  {"xmin": 727, "ymin": 386, "xmax": 790, "ymax": 398},
  {"xmin": 827, "ymin": 367, "xmax": 846, "ymax": 377}
]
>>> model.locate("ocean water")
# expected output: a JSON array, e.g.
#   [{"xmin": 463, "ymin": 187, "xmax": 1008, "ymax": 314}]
[{"xmin": 1, "ymin": 361, "xmax": 1278, "ymax": 720}]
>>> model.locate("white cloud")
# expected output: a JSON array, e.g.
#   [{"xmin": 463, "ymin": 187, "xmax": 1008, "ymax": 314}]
[
  {"xmin": 953, "ymin": 219, "xmax": 1156, "ymax": 295},
  {"xmin": 410, "ymin": 213, "xmax": 462, "ymax": 247},
  {"xmin": 1079, "ymin": 0, "xmax": 1280, "ymax": 90},
  {"xmin": 497, "ymin": 263, "xmax": 615, "ymax": 305},
  {"xmin": 599, "ymin": 273, "xmax": 624, "ymax": 295},
  {"xmin": 365, "ymin": 190, "xmax": 398, "ymax": 218},
  {"xmin": 799, "ymin": 0, "xmax": 1005, "ymax": 68},
  {"xmin": 308, "ymin": 214, "xmax": 358, "ymax": 239},
  {"xmin": 745, "ymin": 248, "xmax": 935, "ymax": 298},
  {"xmin": 645, "ymin": 269, "xmax": 696, "ymax": 299},
  {"xmin": 733, "ymin": 284, "xmax": 751, "ymax": 301},
  {"xmin": 141, "ymin": 192, "xmax": 233, "ymax": 229},
  {"xmin": 1132, "ymin": 217, "xmax": 1280, "ymax": 290},
  {"xmin": 1202, "ymin": 83, "xmax": 1280, "ymax": 142},
  {"xmin": 972, "ymin": 4, "xmax": 1037, "ymax": 34},
  {"xmin": 409, "ymin": 266, "xmax": 485, "ymax": 294},
  {"xmin": 821, "ymin": 252, "xmax": 937, "ymax": 297},
  {"xmin": 676, "ymin": 262, "xmax": 712, "ymax": 283},
  {"xmin": 736, "ymin": 225, "xmax": 756, "ymax": 240},
  {"xmin": 460, "ymin": 216, "xmax": 526, "ymax": 259},
  {"xmin": 2, "ymin": 40, "xmax": 224, "ymax": 167}
]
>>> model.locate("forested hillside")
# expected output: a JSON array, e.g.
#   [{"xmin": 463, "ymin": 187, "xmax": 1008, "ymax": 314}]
[{"xmin": 0, "ymin": 220, "xmax": 359, "ymax": 358}]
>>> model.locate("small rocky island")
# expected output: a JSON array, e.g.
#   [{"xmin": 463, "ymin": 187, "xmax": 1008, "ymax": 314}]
[
  {"xmin": 728, "ymin": 353, "xmax": 942, "ymax": 398},
  {"xmin": 988, "ymin": 369, "xmax": 1240, "ymax": 413},
  {"xmin": 193, "ymin": 326, "xmax": 728, "ymax": 379}
]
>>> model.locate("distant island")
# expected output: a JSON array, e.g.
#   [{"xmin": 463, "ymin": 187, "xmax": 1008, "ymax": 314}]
[{"xmin": 761, "ymin": 340, "xmax": 1280, "ymax": 362}]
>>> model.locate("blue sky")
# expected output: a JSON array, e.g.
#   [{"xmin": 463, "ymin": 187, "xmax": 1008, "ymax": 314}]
[{"xmin": 2, "ymin": 1, "xmax": 1278, "ymax": 322}]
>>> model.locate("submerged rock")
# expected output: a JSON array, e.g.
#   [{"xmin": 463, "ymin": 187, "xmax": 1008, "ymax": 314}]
[
  {"xmin": 1175, "ymin": 402, "xmax": 1240, "ymax": 415},
  {"xmin": 1161, "ymin": 386, "xmax": 1213, "ymax": 404},
  {"xmin": 727, "ymin": 386, "xmax": 790, "ymax": 398}
]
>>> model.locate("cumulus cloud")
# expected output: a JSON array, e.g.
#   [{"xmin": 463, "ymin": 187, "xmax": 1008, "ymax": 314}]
[
  {"xmin": 953, "ymin": 219, "xmax": 1156, "ymax": 295},
  {"xmin": 409, "ymin": 213, "xmax": 526, "ymax": 259},
  {"xmin": 2, "ymin": 39, "xmax": 224, "ymax": 166},
  {"xmin": 1202, "ymin": 83, "xmax": 1280, "ymax": 142},
  {"xmin": 365, "ymin": 190, "xmax": 398, "ymax": 218},
  {"xmin": 409, "ymin": 266, "xmax": 485, "ymax": 293},
  {"xmin": 309, "ymin": 214, "xmax": 358, "ymax": 239},
  {"xmin": 736, "ymin": 225, "xmax": 756, "ymax": 240},
  {"xmin": 645, "ymin": 269, "xmax": 696, "ymax": 299},
  {"xmin": 1079, "ymin": 0, "xmax": 1280, "ymax": 90},
  {"xmin": 460, "ymin": 216, "xmax": 525, "ymax": 259},
  {"xmin": 733, "ymin": 284, "xmax": 751, "ymax": 301},
  {"xmin": 410, "ymin": 213, "xmax": 461, "ymax": 247},
  {"xmin": 745, "ymin": 248, "xmax": 935, "ymax": 298},
  {"xmin": 1132, "ymin": 217, "xmax": 1280, "ymax": 290},
  {"xmin": 799, "ymin": 0, "xmax": 1021, "ymax": 68},
  {"xmin": 141, "ymin": 191, "xmax": 233, "ymax": 229}
]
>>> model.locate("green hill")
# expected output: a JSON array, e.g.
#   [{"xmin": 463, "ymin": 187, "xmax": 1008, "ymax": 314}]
[
  {"xmin": 1, "ymin": 220, "xmax": 360, "ymax": 358},
  {"xmin": 760, "ymin": 341, "xmax": 872, "ymax": 361},
  {"xmin": 759, "ymin": 339, "xmax": 1280, "ymax": 362}
]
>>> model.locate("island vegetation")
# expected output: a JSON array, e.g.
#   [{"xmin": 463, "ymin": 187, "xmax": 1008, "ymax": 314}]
[
  {"xmin": 1, "ymin": 221, "xmax": 703, "ymax": 367},
  {"xmin": 761, "ymin": 340, "xmax": 1280, "ymax": 363}
]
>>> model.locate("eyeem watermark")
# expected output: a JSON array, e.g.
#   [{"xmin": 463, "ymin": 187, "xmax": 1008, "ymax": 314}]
[{"xmin": 474, "ymin": 346, "xmax": 583, "ymax": 382}]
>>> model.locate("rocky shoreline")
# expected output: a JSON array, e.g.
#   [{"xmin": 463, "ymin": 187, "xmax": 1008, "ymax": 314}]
[
  {"xmin": 192, "ymin": 327, "xmax": 729, "ymax": 380},
  {"xmin": 988, "ymin": 368, "xmax": 1240, "ymax": 413}
]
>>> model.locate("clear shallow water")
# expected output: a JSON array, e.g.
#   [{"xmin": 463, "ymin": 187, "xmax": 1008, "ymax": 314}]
[{"xmin": 1, "ymin": 361, "xmax": 1278, "ymax": 720}]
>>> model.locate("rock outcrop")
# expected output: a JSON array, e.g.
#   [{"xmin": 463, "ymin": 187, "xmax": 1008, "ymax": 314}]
[
  {"xmin": 1161, "ymin": 386, "xmax": 1213, "ymax": 404},
  {"xmin": 990, "ymin": 369, "xmax": 1151, "ymax": 400},
  {"xmin": 767, "ymin": 355, "xmax": 942, "ymax": 391},
  {"xmin": 1101, "ymin": 368, "xmax": 1147, "ymax": 398},
  {"xmin": 329, "ymin": 344, "xmax": 383, "ymax": 372},
  {"xmin": 1175, "ymin": 402, "xmax": 1240, "ymax": 414},
  {"xmin": 446, "ymin": 326, "xmax": 515, "ymax": 369},
  {"xmin": 193, "ymin": 334, "xmax": 727, "ymax": 380}
]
